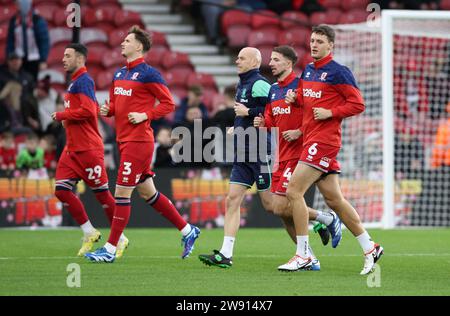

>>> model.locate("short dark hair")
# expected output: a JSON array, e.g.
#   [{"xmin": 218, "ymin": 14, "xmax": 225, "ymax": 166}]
[
  {"xmin": 224, "ymin": 84, "xmax": 237, "ymax": 99},
  {"xmin": 188, "ymin": 84, "xmax": 203, "ymax": 96},
  {"xmin": 65, "ymin": 43, "xmax": 88, "ymax": 59},
  {"xmin": 128, "ymin": 25, "xmax": 152, "ymax": 53},
  {"xmin": 312, "ymin": 24, "xmax": 335, "ymax": 43},
  {"xmin": 272, "ymin": 45, "xmax": 298, "ymax": 66}
]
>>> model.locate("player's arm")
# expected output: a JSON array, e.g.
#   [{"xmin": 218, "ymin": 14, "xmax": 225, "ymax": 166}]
[
  {"xmin": 52, "ymin": 80, "xmax": 98, "ymax": 121},
  {"xmin": 145, "ymin": 83, "xmax": 175, "ymax": 120},
  {"xmin": 329, "ymin": 67, "xmax": 365, "ymax": 119},
  {"xmin": 248, "ymin": 79, "xmax": 271, "ymax": 118}
]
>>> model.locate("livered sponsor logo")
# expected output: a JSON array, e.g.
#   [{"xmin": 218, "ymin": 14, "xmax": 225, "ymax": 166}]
[
  {"xmin": 272, "ymin": 106, "xmax": 291, "ymax": 115},
  {"xmin": 319, "ymin": 157, "xmax": 330, "ymax": 168},
  {"xmin": 114, "ymin": 87, "xmax": 133, "ymax": 96},
  {"xmin": 303, "ymin": 88, "xmax": 322, "ymax": 99}
]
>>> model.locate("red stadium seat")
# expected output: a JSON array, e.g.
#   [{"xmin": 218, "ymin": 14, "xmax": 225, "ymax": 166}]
[
  {"xmin": 187, "ymin": 72, "xmax": 217, "ymax": 90},
  {"xmin": 35, "ymin": 3, "xmax": 61, "ymax": 22},
  {"xmin": 310, "ymin": 9, "xmax": 342, "ymax": 25},
  {"xmin": 280, "ymin": 11, "xmax": 309, "ymax": 29},
  {"xmin": 340, "ymin": 0, "xmax": 370, "ymax": 11},
  {"xmin": 89, "ymin": 0, "xmax": 121, "ymax": 9},
  {"xmin": 101, "ymin": 49, "xmax": 123, "ymax": 69},
  {"xmin": 114, "ymin": 10, "xmax": 143, "ymax": 28},
  {"xmin": 86, "ymin": 43, "xmax": 109, "ymax": 65},
  {"xmin": 258, "ymin": 45, "xmax": 273, "ymax": 67},
  {"xmin": 145, "ymin": 46, "xmax": 169, "ymax": 67},
  {"xmin": 170, "ymin": 87, "xmax": 188, "ymax": 103},
  {"xmin": 165, "ymin": 68, "xmax": 194, "ymax": 90},
  {"xmin": 96, "ymin": 70, "xmax": 114, "ymax": 90},
  {"xmin": 247, "ymin": 29, "xmax": 278, "ymax": 47},
  {"xmin": 148, "ymin": 30, "xmax": 169, "ymax": 49},
  {"xmin": 251, "ymin": 10, "xmax": 280, "ymax": 30},
  {"xmin": 279, "ymin": 27, "xmax": 310, "ymax": 48},
  {"xmin": 318, "ymin": 0, "xmax": 341, "ymax": 9},
  {"xmin": 83, "ymin": 8, "xmax": 115, "ymax": 28},
  {"xmin": 226, "ymin": 25, "xmax": 251, "ymax": 49},
  {"xmin": 0, "ymin": 3, "xmax": 16, "ymax": 22},
  {"xmin": 300, "ymin": 54, "xmax": 314, "ymax": 69},
  {"xmin": 0, "ymin": 43, "xmax": 5, "ymax": 64},
  {"xmin": 221, "ymin": 9, "xmax": 252, "ymax": 35},
  {"xmin": 0, "ymin": 23, "xmax": 8, "ymax": 43},
  {"xmin": 80, "ymin": 28, "xmax": 108, "ymax": 45},
  {"xmin": 441, "ymin": 0, "xmax": 450, "ymax": 9},
  {"xmin": 202, "ymin": 88, "xmax": 219, "ymax": 111},
  {"xmin": 52, "ymin": 9, "xmax": 71, "ymax": 27},
  {"xmin": 338, "ymin": 9, "xmax": 368, "ymax": 24},
  {"xmin": 108, "ymin": 28, "xmax": 129, "ymax": 48},
  {"xmin": 47, "ymin": 43, "xmax": 67, "ymax": 67},
  {"xmin": 38, "ymin": 69, "xmax": 65, "ymax": 84},
  {"xmin": 161, "ymin": 51, "xmax": 193, "ymax": 71}
]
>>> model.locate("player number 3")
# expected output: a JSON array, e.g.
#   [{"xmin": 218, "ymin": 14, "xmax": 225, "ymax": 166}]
[{"xmin": 123, "ymin": 162, "xmax": 132, "ymax": 175}]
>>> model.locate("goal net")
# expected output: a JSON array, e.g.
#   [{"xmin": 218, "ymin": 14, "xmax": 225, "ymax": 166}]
[{"xmin": 312, "ymin": 10, "xmax": 450, "ymax": 227}]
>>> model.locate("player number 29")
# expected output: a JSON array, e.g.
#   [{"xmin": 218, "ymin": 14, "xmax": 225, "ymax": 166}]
[
  {"xmin": 123, "ymin": 162, "xmax": 132, "ymax": 175},
  {"xmin": 308, "ymin": 143, "xmax": 318, "ymax": 156},
  {"xmin": 85, "ymin": 165, "xmax": 102, "ymax": 180}
]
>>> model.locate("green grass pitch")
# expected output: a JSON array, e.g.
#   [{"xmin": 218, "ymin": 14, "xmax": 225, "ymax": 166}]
[{"xmin": 1, "ymin": 228, "xmax": 449, "ymax": 296}]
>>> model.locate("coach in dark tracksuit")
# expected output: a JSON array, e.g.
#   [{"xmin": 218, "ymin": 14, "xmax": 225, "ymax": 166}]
[{"xmin": 198, "ymin": 47, "xmax": 273, "ymax": 267}]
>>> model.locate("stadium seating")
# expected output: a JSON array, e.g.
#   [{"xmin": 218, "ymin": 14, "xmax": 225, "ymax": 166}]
[
  {"xmin": 101, "ymin": 50, "xmax": 123, "ymax": 69},
  {"xmin": 187, "ymin": 72, "xmax": 218, "ymax": 91},
  {"xmin": 279, "ymin": 27, "xmax": 310, "ymax": 48},
  {"xmin": 251, "ymin": 10, "xmax": 280, "ymax": 30},
  {"xmin": 165, "ymin": 68, "xmax": 194, "ymax": 90},
  {"xmin": 280, "ymin": 11, "xmax": 309, "ymax": 29},
  {"xmin": 221, "ymin": 9, "xmax": 252, "ymax": 36},
  {"xmin": 161, "ymin": 51, "xmax": 193, "ymax": 71},
  {"xmin": 247, "ymin": 29, "xmax": 278, "ymax": 48},
  {"xmin": 340, "ymin": 0, "xmax": 370, "ymax": 11},
  {"xmin": 96, "ymin": 70, "xmax": 114, "ymax": 90},
  {"xmin": 226, "ymin": 25, "xmax": 251, "ymax": 49}
]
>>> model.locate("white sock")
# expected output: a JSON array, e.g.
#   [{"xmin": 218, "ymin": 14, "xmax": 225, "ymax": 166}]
[
  {"xmin": 220, "ymin": 236, "xmax": 235, "ymax": 258},
  {"xmin": 315, "ymin": 211, "xmax": 334, "ymax": 226},
  {"xmin": 308, "ymin": 245, "xmax": 316, "ymax": 260},
  {"xmin": 80, "ymin": 221, "xmax": 95, "ymax": 235},
  {"xmin": 181, "ymin": 224, "xmax": 192, "ymax": 236},
  {"xmin": 296, "ymin": 235, "xmax": 310, "ymax": 258},
  {"xmin": 356, "ymin": 231, "xmax": 375, "ymax": 253},
  {"xmin": 104, "ymin": 242, "xmax": 116, "ymax": 254}
]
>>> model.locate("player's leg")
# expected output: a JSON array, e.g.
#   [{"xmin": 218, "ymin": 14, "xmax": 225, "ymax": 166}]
[
  {"xmin": 198, "ymin": 183, "xmax": 247, "ymax": 268},
  {"xmin": 54, "ymin": 151, "xmax": 101, "ymax": 256},
  {"xmin": 136, "ymin": 176, "xmax": 200, "ymax": 259},
  {"xmin": 279, "ymin": 163, "xmax": 322, "ymax": 271},
  {"xmin": 317, "ymin": 174, "xmax": 384, "ymax": 274}
]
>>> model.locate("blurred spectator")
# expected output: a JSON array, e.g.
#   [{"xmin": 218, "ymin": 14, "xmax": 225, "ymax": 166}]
[
  {"xmin": 0, "ymin": 52, "xmax": 40, "ymax": 134},
  {"xmin": 40, "ymin": 134, "xmax": 56, "ymax": 171},
  {"xmin": 173, "ymin": 85, "xmax": 208, "ymax": 124},
  {"xmin": 35, "ymin": 74, "xmax": 58, "ymax": 132},
  {"xmin": 426, "ymin": 57, "xmax": 450, "ymax": 120},
  {"xmin": 292, "ymin": 0, "xmax": 324, "ymax": 15},
  {"xmin": 173, "ymin": 106, "xmax": 211, "ymax": 168},
  {"xmin": 152, "ymin": 126, "xmax": 176, "ymax": 168},
  {"xmin": 394, "ymin": 128, "xmax": 424, "ymax": 178},
  {"xmin": 200, "ymin": 0, "xmax": 266, "ymax": 45},
  {"xmin": 16, "ymin": 132, "xmax": 44, "ymax": 174},
  {"xmin": 211, "ymin": 84, "xmax": 236, "ymax": 131},
  {"xmin": 6, "ymin": 0, "xmax": 50, "ymax": 80},
  {"xmin": 44, "ymin": 101, "xmax": 65, "ymax": 159},
  {"xmin": 0, "ymin": 132, "xmax": 17, "ymax": 171},
  {"xmin": 377, "ymin": 0, "xmax": 439, "ymax": 9},
  {"xmin": 430, "ymin": 102, "xmax": 450, "ymax": 168}
]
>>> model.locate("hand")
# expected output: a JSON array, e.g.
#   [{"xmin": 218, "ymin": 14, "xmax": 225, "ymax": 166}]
[
  {"xmin": 312, "ymin": 107, "xmax": 332, "ymax": 120},
  {"xmin": 285, "ymin": 89, "xmax": 297, "ymax": 104},
  {"xmin": 227, "ymin": 126, "xmax": 234, "ymax": 135},
  {"xmin": 51, "ymin": 112, "xmax": 58, "ymax": 120},
  {"xmin": 253, "ymin": 114, "xmax": 265, "ymax": 127},
  {"xmin": 39, "ymin": 62, "xmax": 47, "ymax": 71},
  {"xmin": 100, "ymin": 101, "xmax": 110, "ymax": 116},
  {"xmin": 282, "ymin": 129, "xmax": 302, "ymax": 142},
  {"xmin": 128, "ymin": 112, "xmax": 148, "ymax": 124},
  {"xmin": 234, "ymin": 102, "xmax": 249, "ymax": 117}
]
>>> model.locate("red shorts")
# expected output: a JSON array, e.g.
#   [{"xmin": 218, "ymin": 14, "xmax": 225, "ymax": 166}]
[
  {"xmin": 271, "ymin": 159, "xmax": 299, "ymax": 195},
  {"xmin": 116, "ymin": 141, "xmax": 155, "ymax": 187},
  {"xmin": 56, "ymin": 149, "xmax": 109, "ymax": 189},
  {"xmin": 299, "ymin": 142, "xmax": 341, "ymax": 173}
]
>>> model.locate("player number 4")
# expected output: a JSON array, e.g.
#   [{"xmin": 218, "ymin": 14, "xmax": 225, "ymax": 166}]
[
  {"xmin": 283, "ymin": 167, "xmax": 292, "ymax": 182},
  {"xmin": 85, "ymin": 165, "xmax": 102, "ymax": 180}
]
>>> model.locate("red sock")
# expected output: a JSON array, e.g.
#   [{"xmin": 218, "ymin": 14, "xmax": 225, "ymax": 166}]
[
  {"xmin": 55, "ymin": 189, "xmax": 88, "ymax": 225},
  {"xmin": 107, "ymin": 197, "xmax": 131, "ymax": 246},
  {"xmin": 94, "ymin": 190, "xmax": 115, "ymax": 224},
  {"xmin": 147, "ymin": 192, "xmax": 187, "ymax": 230}
]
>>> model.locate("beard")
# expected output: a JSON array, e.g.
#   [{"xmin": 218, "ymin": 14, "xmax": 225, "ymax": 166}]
[{"xmin": 274, "ymin": 69, "xmax": 286, "ymax": 79}]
